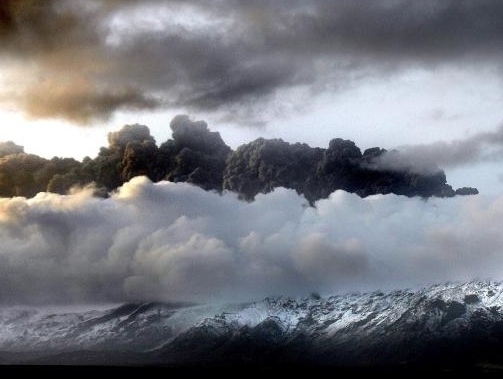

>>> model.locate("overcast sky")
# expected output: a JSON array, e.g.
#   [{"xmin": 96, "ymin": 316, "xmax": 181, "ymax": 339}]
[
  {"xmin": 0, "ymin": 2, "xmax": 502, "ymax": 175},
  {"xmin": 0, "ymin": 1, "xmax": 501, "ymax": 194},
  {"xmin": 2, "ymin": 1, "xmax": 503, "ymax": 304}
]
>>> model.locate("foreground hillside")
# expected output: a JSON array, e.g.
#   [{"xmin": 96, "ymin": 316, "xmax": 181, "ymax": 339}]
[{"xmin": 1, "ymin": 281, "xmax": 503, "ymax": 371}]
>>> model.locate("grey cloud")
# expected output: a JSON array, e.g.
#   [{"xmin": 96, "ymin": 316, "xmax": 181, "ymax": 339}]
[
  {"xmin": 21, "ymin": 84, "xmax": 159, "ymax": 124},
  {"xmin": 285, "ymin": 0, "xmax": 503, "ymax": 60},
  {"xmin": 372, "ymin": 125, "xmax": 503, "ymax": 174},
  {"xmin": 1, "ymin": 0, "xmax": 503, "ymax": 124},
  {"xmin": 0, "ymin": 177, "xmax": 502, "ymax": 305}
]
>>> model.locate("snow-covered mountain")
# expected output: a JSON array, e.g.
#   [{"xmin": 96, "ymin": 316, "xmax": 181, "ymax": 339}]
[{"xmin": 2, "ymin": 281, "xmax": 503, "ymax": 368}]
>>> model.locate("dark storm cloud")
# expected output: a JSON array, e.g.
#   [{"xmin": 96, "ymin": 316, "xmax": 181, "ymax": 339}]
[
  {"xmin": 1, "ymin": 0, "xmax": 503, "ymax": 123},
  {"xmin": 0, "ymin": 115, "xmax": 473, "ymax": 200}
]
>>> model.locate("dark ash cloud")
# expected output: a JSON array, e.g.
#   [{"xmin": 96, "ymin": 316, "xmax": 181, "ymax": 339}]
[
  {"xmin": 0, "ymin": 115, "xmax": 476, "ymax": 200},
  {"xmin": 1, "ymin": 0, "xmax": 503, "ymax": 124}
]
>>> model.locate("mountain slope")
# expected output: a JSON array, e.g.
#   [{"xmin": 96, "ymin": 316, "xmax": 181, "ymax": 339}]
[{"xmin": 2, "ymin": 281, "xmax": 503, "ymax": 368}]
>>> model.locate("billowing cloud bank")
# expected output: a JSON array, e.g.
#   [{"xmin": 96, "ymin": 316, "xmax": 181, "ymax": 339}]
[{"xmin": 0, "ymin": 177, "xmax": 501, "ymax": 305}]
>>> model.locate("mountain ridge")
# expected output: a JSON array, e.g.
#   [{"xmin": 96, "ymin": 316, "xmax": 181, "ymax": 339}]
[{"xmin": 1, "ymin": 280, "xmax": 503, "ymax": 369}]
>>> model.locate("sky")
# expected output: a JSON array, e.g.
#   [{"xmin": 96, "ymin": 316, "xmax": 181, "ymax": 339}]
[
  {"xmin": 2, "ymin": 1, "xmax": 503, "ymax": 304},
  {"xmin": 0, "ymin": 0, "xmax": 503, "ymax": 193}
]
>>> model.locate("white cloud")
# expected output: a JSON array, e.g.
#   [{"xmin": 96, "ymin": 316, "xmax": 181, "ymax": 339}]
[{"xmin": 0, "ymin": 176, "xmax": 501, "ymax": 305}]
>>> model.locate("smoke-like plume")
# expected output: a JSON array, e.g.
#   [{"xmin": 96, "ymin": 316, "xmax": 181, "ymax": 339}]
[
  {"xmin": 0, "ymin": 177, "xmax": 501, "ymax": 305},
  {"xmin": 373, "ymin": 125, "xmax": 503, "ymax": 174},
  {"xmin": 0, "ymin": 116, "xmax": 476, "ymax": 201}
]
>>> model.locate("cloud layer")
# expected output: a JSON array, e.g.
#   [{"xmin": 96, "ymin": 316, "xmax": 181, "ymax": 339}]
[
  {"xmin": 0, "ymin": 176, "xmax": 502, "ymax": 305},
  {"xmin": 1, "ymin": 0, "xmax": 503, "ymax": 124}
]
